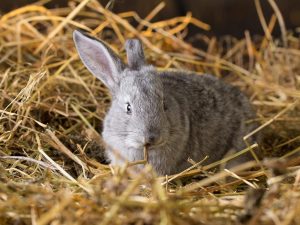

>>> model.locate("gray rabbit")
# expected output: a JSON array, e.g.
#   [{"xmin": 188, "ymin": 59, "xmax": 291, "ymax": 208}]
[{"xmin": 73, "ymin": 30, "xmax": 259, "ymax": 175}]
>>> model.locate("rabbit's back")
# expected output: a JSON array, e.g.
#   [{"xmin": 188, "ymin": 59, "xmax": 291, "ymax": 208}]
[{"xmin": 158, "ymin": 71, "xmax": 257, "ymax": 170}]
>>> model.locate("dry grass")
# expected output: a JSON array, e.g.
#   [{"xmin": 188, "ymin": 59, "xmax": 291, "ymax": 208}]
[{"xmin": 0, "ymin": 0, "xmax": 300, "ymax": 224}]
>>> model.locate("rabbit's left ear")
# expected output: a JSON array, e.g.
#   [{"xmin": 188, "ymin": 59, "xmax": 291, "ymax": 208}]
[
  {"xmin": 125, "ymin": 39, "xmax": 146, "ymax": 70},
  {"xmin": 73, "ymin": 30, "xmax": 126, "ymax": 91}
]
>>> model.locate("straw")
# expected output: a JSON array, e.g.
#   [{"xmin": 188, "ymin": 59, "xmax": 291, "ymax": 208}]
[{"xmin": 0, "ymin": 0, "xmax": 299, "ymax": 224}]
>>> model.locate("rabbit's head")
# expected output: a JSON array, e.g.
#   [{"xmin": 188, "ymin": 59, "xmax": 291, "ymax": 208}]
[{"xmin": 73, "ymin": 31, "xmax": 170, "ymax": 151}]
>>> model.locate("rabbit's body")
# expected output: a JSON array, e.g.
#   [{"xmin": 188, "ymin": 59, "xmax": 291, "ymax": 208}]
[
  {"xmin": 73, "ymin": 30, "xmax": 258, "ymax": 175},
  {"xmin": 104, "ymin": 69, "xmax": 257, "ymax": 175}
]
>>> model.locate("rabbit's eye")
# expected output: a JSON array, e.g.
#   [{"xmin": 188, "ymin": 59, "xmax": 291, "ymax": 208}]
[
  {"xmin": 126, "ymin": 103, "xmax": 132, "ymax": 114},
  {"xmin": 163, "ymin": 102, "xmax": 168, "ymax": 111}
]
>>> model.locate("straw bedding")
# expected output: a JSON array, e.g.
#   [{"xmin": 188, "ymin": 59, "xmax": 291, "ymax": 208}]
[{"xmin": 0, "ymin": 0, "xmax": 300, "ymax": 224}]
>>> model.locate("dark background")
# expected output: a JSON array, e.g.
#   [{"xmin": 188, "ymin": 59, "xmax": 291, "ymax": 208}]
[{"xmin": 1, "ymin": 0, "xmax": 300, "ymax": 37}]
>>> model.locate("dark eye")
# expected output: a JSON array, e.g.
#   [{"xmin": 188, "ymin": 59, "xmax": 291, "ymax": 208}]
[
  {"xmin": 126, "ymin": 103, "xmax": 132, "ymax": 114},
  {"xmin": 163, "ymin": 102, "xmax": 168, "ymax": 111}
]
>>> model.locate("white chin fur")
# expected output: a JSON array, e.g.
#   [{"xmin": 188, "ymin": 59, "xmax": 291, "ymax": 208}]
[{"xmin": 125, "ymin": 138, "xmax": 143, "ymax": 149}]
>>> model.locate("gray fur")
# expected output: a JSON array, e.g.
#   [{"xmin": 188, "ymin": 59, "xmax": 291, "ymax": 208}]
[
  {"xmin": 73, "ymin": 30, "xmax": 259, "ymax": 175},
  {"xmin": 125, "ymin": 39, "xmax": 146, "ymax": 70},
  {"xmin": 73, "ymin": 30, "xmax": 125, "ymax": 92}
]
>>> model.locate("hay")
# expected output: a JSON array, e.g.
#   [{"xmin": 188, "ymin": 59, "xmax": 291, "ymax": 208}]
[{"xmin": 0, "ymin": 0, "xmax": 300, "ymax": 224}]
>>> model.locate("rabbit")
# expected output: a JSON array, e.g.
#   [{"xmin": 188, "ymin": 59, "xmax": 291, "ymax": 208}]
[{"xmin": 73, "ymin": 30, "xmax": 259, "ymax": 175}]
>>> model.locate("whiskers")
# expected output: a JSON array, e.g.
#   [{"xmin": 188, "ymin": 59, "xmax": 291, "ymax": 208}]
[
  {"xmin": 105, "ymin": 127, "xmax": 181, "ymax": 154},
  {"xmin": 106, "ymin": 129, "xmax": 141, "ymax": 136}
]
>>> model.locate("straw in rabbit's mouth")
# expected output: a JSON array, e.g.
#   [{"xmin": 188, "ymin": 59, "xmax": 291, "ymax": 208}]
[
  {"xmin": 128, "ymin": 146, "xmax": 149, "ymax": 166},
  {"xmin": 146, "ymin": 140, "xmax": 168, "ymax": 150}
]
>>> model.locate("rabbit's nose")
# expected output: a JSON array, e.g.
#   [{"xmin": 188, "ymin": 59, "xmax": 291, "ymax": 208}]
[{"xmin": 144, "ymin": 133, "xmax": 160, "ymax": 146}]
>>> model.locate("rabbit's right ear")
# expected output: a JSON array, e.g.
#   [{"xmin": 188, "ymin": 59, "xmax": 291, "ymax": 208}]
[
  {"xmin": 73, "ymin": 30, "xmax": 126, "ymax": 91},
  {"xmin": 125, "ymin": 39, "xmax": 145, "ymax": 70}
]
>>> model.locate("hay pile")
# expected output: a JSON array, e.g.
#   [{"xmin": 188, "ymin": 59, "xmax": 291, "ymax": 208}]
[{"xmin": 0, "ymin": 0, "xmax": 300, "ymax": 224}]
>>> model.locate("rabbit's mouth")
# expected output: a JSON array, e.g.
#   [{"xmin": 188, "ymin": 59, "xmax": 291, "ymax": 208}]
[
  {"xmin": 147, "ymin": 140, "xmax": 167, "ymax": 150},
  {"xmin": 125, "ymin": 139, "xmax": 166, "ymax": 151}
]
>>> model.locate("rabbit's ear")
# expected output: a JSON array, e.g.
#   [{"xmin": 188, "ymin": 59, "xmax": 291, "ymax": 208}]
[
  {"xmin": 125, "ymin": 39, "xmax": 145, "ymax": 70},
  {"xmin": 73, "ymin": 30, "xmax": 126, "ymax": 91}
]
